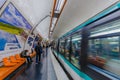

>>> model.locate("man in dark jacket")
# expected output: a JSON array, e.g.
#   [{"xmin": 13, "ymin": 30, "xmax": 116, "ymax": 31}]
[
  {"xmin": 35, "ymin": 42, "xmax": 42, "ymax": 63},
  {"xmin": 20, "ymin": 50, "xmax": 33, "ymax": 63}
]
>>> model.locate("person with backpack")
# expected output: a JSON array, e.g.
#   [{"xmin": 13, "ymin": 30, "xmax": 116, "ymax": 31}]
[{"xmin": 35, "ymin": 42, "xmax": 43, "ymax": 64}]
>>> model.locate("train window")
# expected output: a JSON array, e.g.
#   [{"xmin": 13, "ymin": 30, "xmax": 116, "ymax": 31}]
[
  {"xmin": 101, "ymin": 37, "xmax": 119, "ymax": 59},
  {"xmin": 59, "ymin": 40, "xmax": 64, "ymax": 54},
  {"xmin": 71, "ymin": 34, "xmax": 81, "ymax": 69},
  {"xmin": 88, "ymin": 18, "xmax": 120, "ymax": 76},
  {"xmin": 90, "ymin": 19, "xmax": 120, "ymax": 37},
  {"xmin": 65, "ymin": 38, "xmax": 70, "ymax": 60},
  {"xmin": 55, "ymin": 41, "xmax": 58, "ymax": 49},
  {"xmin": 88, "ymin": 39, "xmax": 101, "ymax": 56},
  {"xmin": 88, "ymin": 37, "xmax": 120, "ymax": 76}
]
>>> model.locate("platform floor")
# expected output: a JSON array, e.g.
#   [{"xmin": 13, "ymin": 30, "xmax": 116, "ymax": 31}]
[{"xmin": 11, "ymin": 48, "xmax": 57, "ymax": 80}]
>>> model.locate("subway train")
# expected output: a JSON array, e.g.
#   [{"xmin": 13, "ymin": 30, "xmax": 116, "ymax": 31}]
[{"xmin": 52, "ymin": 2, "xmax": 120, "ymax": 80}]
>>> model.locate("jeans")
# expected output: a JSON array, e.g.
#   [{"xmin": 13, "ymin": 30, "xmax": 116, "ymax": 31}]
[
  {"xmin": 24, "ymin": 56, "xmax": 32, "ymax": 63},
  {"xmin": 36, "ymin": 54, "xmax": 41, "ymax": 63}
]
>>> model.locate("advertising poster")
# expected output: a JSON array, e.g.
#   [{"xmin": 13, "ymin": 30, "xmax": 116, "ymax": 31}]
[
  {"xmin": 0, "ymin": 3, "xmax": 32, "ymax": 39},
  {"xmin": 0, "ymin": 19, "xmax": 24, "ymax": 35},
  {"xmin": 0, "ymin": 0, "xmax": 6, "ymax": 8},
  {"xmin": 0, "ymin": 30, "xmax": 21, "ymax": 51},
  {"xmin": 24, "ymin": 35, "xmax": 35, "ymax": 50},
  {"xmin": 27, "ymin": 37, "xmax": 34, "ymax": 46},
  {"xmin": 33, "ymin": 36, "xmax": 39, "ymax": 48}
]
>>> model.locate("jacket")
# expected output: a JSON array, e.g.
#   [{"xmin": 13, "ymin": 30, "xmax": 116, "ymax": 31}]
[{"xmin": 35, "ymin": 45, "xmax": 43, "ymax": 54}]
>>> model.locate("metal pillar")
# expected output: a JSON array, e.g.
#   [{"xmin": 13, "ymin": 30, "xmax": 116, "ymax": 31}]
[{"xmin": 80, "ymin": 28, "xmax": 89, "ymax": 72}]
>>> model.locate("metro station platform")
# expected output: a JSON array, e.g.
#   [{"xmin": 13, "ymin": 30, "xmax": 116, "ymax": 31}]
[{"xmin": 3, "ymin": 48, "xmax": 69, "ymax": 80}]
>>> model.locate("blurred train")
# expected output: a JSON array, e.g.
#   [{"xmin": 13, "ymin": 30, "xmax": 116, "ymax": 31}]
[{"xmin": 52, "ymin": 2, "xmax": 120, "ymax": 80}]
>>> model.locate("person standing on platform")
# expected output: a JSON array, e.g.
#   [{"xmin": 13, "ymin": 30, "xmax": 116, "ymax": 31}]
[
  {"xmin": 35, "ymin": 42, "xmax": 43, "ymax": 64},
  {"xmin": 46, "ymin": 42, "xmax": 49, "ymax": 56}
]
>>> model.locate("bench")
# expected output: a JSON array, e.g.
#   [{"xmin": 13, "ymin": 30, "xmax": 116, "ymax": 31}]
[
  {"xmin": 0, "ymin": 54, "xmax": 25, "ymax": 80},
  {"xmin": 0, "ymin": 51, "xmax": 36, "ymax": 80}
]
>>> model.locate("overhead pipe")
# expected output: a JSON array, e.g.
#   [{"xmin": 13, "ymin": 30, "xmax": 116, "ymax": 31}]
[{"xmin": 49, "ymin": 0, "xmax": 67, "ymax": 38}]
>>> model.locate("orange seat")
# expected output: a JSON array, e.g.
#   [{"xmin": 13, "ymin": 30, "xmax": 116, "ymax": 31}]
[
  {"xmin": 10, "ymin": 56, "xmax": 21, "ymax": 63},
  {"xmin": 1, "ymin": 57, "xmax": 26, "ymax": 80},
  {"xmin": 30, "ymin": 51, "xmax": 36, "ymax": 58},
  {"xmin": 3, "ymin": 57, "xmax": 16, "ymax": 67},
  {"xmin": 15, "ymin": 54, "xmax": 25, "ymax": 61}
]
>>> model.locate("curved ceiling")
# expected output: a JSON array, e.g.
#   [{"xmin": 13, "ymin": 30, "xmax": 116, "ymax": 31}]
[
  {"xmin": 1, "ymin": 0, "xmax": 119, "ymax": 40},
  {"xmin": 11, "ymin": 0, "xmax": 53, "ymax": 39},
  {"xmin": 53, "ymin": 0, "xmax": 119, "ymax": 39}
]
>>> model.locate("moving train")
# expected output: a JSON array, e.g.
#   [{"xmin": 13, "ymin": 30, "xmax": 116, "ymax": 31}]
[{"xmin": 52, "ymin": 2, "xmax": 120, "ymax": 80}]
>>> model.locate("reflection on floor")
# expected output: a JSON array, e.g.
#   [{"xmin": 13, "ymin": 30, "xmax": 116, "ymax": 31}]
[{"xmin": 10, "ymin": 48, "xmax": 57, "ymax": 80}]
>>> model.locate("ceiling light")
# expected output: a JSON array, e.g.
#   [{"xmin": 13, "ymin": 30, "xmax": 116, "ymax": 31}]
[
  {"xmin": 51, "ymin": 24, "xmax": 54, "ymax": 31},
  {"xmin": 52, "ymin": 18, "xmax": 57, "ymax": 24},
  {"xmin": 55, "ymin": 0, "xmax": 65, "ymax": 12}
]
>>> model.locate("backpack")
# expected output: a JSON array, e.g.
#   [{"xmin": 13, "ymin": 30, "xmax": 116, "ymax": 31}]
[{"xmin": 35, "ymin": 45, "xmax": 43, "ymax": 54}]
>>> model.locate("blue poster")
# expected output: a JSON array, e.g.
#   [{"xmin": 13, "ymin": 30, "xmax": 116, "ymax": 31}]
[
  {"xmin": 33, "ymin": 36, "xmax": 39, "ymax": 48},
  {"xmin": 0, "ymin": 3, "xmax": 32, "ymax": 30},
  {"xmin": 0, "ymin": 0, "xmax": 6, "ymax": 8},
  {"xmin": 0, "ymin": 30, "xmax": 21, "ymax": 51},
  {"xmin": 27, "ymin": 37, "xmax": 34, "ymax": 46}
]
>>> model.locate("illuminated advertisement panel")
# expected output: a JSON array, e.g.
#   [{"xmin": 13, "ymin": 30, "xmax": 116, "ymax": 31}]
[
  {"xmin": 0, "ymin": 3, "xmax": 32, "ymax": 31},
  {"xmin": 0, "ymin": 30, "xmax": 21, "ymax": 51}
]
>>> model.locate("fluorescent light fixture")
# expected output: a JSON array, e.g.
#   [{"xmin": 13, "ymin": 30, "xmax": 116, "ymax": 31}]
[
  {"xmin": 50, "ymin": 18, "xmax": 57, "ymax": 31},
  {"xmin": 50, "ymin": 32, "xmax": 53, "ymax": 37},
  {"xmin": 49, "ymin": 32, "xmax": 52, "ymax": 37},
  {"xmin": 72, "ymin": 38, "xmax": 81, "ymax": 41},
  {"xmin": 55, "ymin": 0, "xmax": 65, "ymax": 12},
  {"xmin": 52, "ymin": 18, "xmax": 57, "ymax": 24},
  {"xmin": 90, "ymin": 29, "xmax": 120, "ymax": 37},
  {"xmin": 51, "ymin": 23, "xmax": 54, "ymax": 31},
  {"xmin": 67, "ymin": 37, "xmax": 81, "ymax": 42},
  {"xmin": 91, "ymin": 19, "xmax": 120, "ymax": 37},
  {"xmin": 72, "ymin": 35, "xmax": 81, "ymax": 39},
  {"xmin": 91, "ymin": 19, "xmax": 120, "ymax": 34},
  {"xmin": 91, "ymin": 24, "xmax": 120, "ymax": 34}
]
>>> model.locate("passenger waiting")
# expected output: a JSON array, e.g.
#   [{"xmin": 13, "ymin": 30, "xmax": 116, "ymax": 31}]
[
  {"xmin": 20, "ymin": 50, "xmax": 33, "ymax": 63},
  {"xmin": 35, "ymin": 42, "xmax": 43, "ymax": 64}
]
